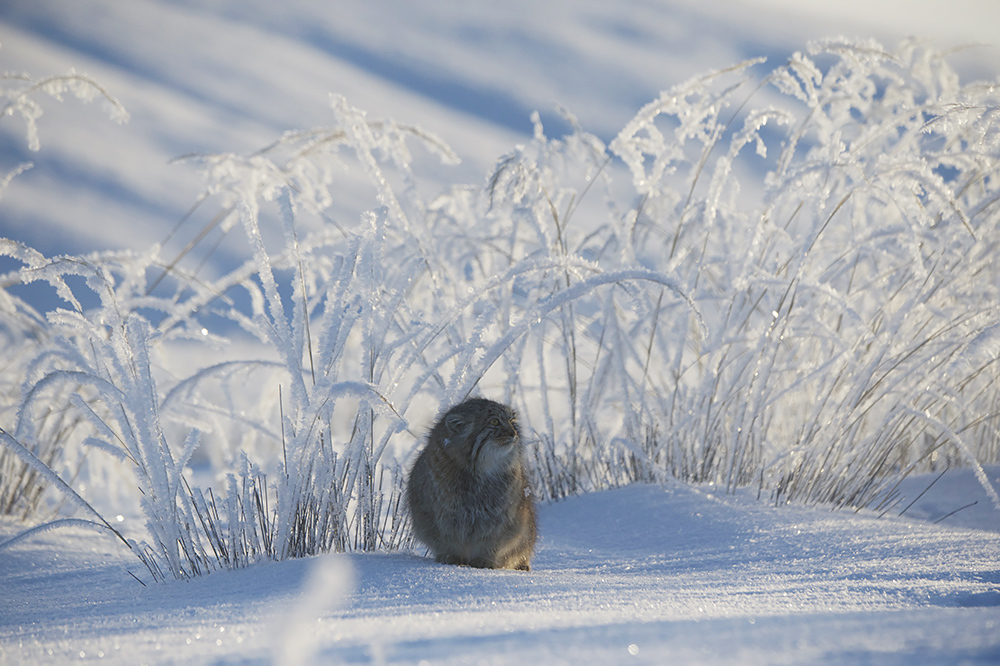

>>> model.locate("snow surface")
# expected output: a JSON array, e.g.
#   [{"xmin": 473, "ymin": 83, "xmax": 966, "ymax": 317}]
[
  {"xmin": 3, "ymin": 1, "xmax": 1000, "ymax": 663},
  {"xmin": 3, "ymin": 469, "xmax": 999, "ymax": 664}
]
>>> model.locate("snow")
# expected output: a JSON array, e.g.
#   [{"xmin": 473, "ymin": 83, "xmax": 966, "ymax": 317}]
[
  {"xmin": 2, "ymin": 0, "xmax": 1000, "ymax": 663},
  {"xmin": 3, "ymin": 469, "xmax": 999, "ymax": 664}
]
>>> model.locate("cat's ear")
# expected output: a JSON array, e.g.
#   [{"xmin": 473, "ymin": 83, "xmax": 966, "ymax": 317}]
[{"xmin": 445, "ymin": 413, "xmax": 466, "ymax": 435}]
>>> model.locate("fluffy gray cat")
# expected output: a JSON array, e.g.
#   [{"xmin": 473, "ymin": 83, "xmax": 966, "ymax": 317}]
[{"xmin": 406, "ymin": 398, "xmax": 537, "ymax": 570}]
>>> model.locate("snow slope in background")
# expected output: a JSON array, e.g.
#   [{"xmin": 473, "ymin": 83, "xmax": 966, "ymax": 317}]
[
  {"xmin": 2, "ymin": 0, "xmax": 999, "ymax": 306},
  {"xmin": 2, "ymin": 469, "xmax": 999, "ymax": 665}
]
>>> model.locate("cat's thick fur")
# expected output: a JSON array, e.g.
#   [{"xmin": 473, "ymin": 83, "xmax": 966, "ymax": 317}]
[{"xmin": 406, "ymin": 398, "xmax": 537, "ymax": 571}]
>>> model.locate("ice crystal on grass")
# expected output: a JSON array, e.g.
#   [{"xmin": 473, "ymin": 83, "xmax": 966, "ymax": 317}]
[
  {"xmin": 1, "ymin": 57, "xmax": 128, "ymax": 203},
  {"xmin": 2, "ymin": 39, "xmax": 999, "ymax": 580}
]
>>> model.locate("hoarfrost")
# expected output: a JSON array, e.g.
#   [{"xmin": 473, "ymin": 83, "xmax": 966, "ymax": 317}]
[{"xmin": 2, "ymin": 38, "xmax": 1000, "ymax": 580}]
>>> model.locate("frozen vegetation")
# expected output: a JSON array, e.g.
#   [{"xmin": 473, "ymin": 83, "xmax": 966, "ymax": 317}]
[
  {"xmin": 1, "ymin": 1, "xmax": 999, "ymax": 662},
  {"xmin": 3, "ymin": 35, "xmax": 998, "ymax": 579}
]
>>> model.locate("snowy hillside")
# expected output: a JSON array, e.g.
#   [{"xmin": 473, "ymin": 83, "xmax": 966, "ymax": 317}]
[
  {"xmin": 2, "ymin": 0, "xmax": 998, "ymax": 274},
  {"xmin": 2, "ymin": 0, "xmax": 1000, "ymax": 663}
]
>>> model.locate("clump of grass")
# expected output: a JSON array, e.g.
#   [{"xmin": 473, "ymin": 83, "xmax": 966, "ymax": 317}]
[
  {"xmin": 0, "ymin": 60, "xmax": 129, "ymax": 522},
  {"xmin": 605, "ymin": 39, "xmax": 1000, "ymax": 508},
  {"xmin": 2, "ymin": 39, "xmax": 999, "ymax": 580}
]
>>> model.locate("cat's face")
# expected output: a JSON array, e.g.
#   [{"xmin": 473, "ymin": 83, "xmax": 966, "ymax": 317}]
[{"xmin": 443, "ymin": 398, "xmax": 520, "ymax": 473}]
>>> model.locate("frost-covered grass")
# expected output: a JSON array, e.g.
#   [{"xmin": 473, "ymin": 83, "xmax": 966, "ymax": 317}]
[
  {"xmin": 1, "ymin": 38, "xmax": 999, "ymax": 581},
  {"xmin": 0, "ymin": 65, "xmax": 129, "ymax": 523}
]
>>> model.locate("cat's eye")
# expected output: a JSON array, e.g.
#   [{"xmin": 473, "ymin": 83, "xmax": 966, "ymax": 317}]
[{"xmin": 489, "ymin": 417, "xmax": 500, "ymax": 426}]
